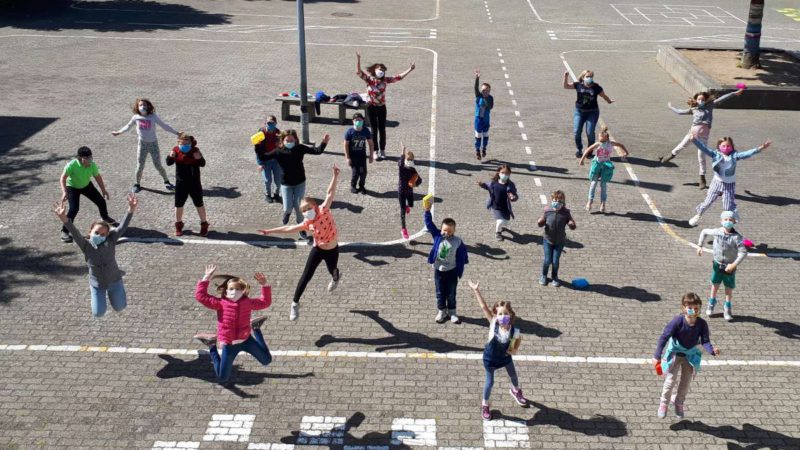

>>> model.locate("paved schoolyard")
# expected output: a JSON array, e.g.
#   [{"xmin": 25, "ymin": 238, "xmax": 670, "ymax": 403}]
[{"xmin": 1, "ymin": 0, "xmax": 800, "ymax": 449}]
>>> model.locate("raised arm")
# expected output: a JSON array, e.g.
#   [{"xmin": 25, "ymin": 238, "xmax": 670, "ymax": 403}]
[
  {"xmin": 423, "ymin": 209, "xmax": 441, "ymax": 238},
  {"xmin": 562, "ymin": 71, "xmax": 574, "ymax": 89},
  {"xmin": 610, "ymin": 140, "xmax": 629, "ymax": 157},
  {"xmin": 153, "ymin": 113, "xmax": 179, "ymax": 136},
  {"xmin": 474, "ymin": 71, "xmax": 481, "ymax": 97},
  {"xmin": 195, "ymin": 265, "xmax": 223, "ymax": 310},
  {"xmin": 251, "ymin": 272, "xmax": 273, "ymax": 310},
  {"xmin": 320, "ymin": 165, "xmax": 340, "ymax": 210},
  {"xmin": 109, "ymin": 193, "xmax": 137, "ymax": 243},
  {"xmin": 667, "ymin": 102, "xmax": 692, "ymax": 115},
  {"xmin": 307, "ymin": 134, "xmax": 330, "ymax": 155},
  {"xmin": 53, "ymin": 201, "xmax": 87, "ymax": 252},
  {"xmin": 397, "ymin": 62, "xmax": 415, "ymax": 80},
  {"xmin": 468, "ymin": 280, "xmax": 494, "ymax": 322},
  {"xmin": 112, "ymin": 116, "xmax": 136, "ymax": 135},
  {"xmin": 734, "ymin": 139, "xmax": 770, "ymax": 161},
  {"xmin": 356, "ymin": 51, "xmax": 363, "ymax": 76},
  {"xmin": 692, "ymin": 138, "xmax": 716, "ymax": 158},
  {"xmin": 713, "ymin": 89, "xmax": 743, "ymax": 105},
  {"xmin": 257, "ymin": 222, "xmax": 307, "ymax": 236}
]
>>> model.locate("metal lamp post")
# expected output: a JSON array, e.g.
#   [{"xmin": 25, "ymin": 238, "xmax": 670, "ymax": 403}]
[{"xmin": 297, "ymin": 0, "xmax": 311, "ymax": 143}]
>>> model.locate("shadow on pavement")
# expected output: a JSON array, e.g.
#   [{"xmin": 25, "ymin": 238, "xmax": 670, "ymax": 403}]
[
  {"xmin": 0, "ymin": 237, "xmax": 85, "ymax": 304},
  {"xmin": 314, "ymin": 309, "xmax": 483, "ymax": 353},
  {"xmin": 1, "ymin": 0, "xmax": 232, "ymax": 32},
  {"xmin": 279, "ymin": 412, "xmax": 412, "ymax": 448},
  {"xmin": 0, "ymin": 116, "xmax": 63, "ymax": 201},
  {"xmin": 670, "ymin": 420, "xmax": 800, "ymax": 449},
  {"xmin": 566, "ymin": 282, "xmax": 662, "ymax": 303},
  {"xmin": 734, "ymin": 315, "xmax": 800, "ymax": 340},
  {"xmin": 459, "ymin": 315, "xmax": 562, "ymax": 339},
  {"xmin": 156, "ymin": 353, "xmax": 314, "ymax": 399},
  {"xmin": 498, "ymin": 401, "xmax": 628, "ymax": 437}
]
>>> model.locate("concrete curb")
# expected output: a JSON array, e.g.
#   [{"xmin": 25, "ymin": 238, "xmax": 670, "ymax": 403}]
[{"xmin": 657, "ymin": 45, "xmax": 800, "ymax": 111}]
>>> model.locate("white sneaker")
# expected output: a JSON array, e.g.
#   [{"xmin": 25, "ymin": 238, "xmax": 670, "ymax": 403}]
[
  {"xmin": 450, "ymin": 313, "xmax": 461, "ymax": 324},
  {"xmin": 706, "ymin": 301, "xmax": 716, "ymax": 317},
  {"xmin": 688, "ymin": 214, "xmax": 701, "ymax": 227},
  {"xmin": 723, "ymin": 305, "xmax": 733, "ymax": 322},
  {"xmin": 435, "ymin": 310, "xmax": 448, "ymax": 323},
  {"xmin": 290, "ymin": 302, "xmax": 299, "ymax": 321}
]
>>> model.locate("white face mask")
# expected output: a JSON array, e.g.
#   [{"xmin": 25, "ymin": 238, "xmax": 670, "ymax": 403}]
[
  {"xmin": 405, "ymin": 160, "xmax": 415, "ymax": 168},
  {"xmin": 303, "ymin": 209, "xmax": 317, "ymax": 221},
  {"xmin": 138, "ymin": 105, "xmax": 148, "ymax": 114},
  {"xmin": 375, "ymin": 69, "xmax": 385, "ymax": 78},
  {"xmin": 226, "ymin": 289, "xmax": 244, "ymax": 301}
]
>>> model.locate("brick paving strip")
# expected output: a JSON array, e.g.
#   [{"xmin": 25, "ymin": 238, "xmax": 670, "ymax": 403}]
[{"xmin": 3, "ymin": 343, "xmax": 799, "ymax": 367}]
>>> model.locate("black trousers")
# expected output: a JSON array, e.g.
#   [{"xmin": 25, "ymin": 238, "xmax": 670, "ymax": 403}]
[
  {"xmin": 350, "ymin": 160, "xmax": 368, "ymax": 189},
  {"xmin": 366, "ymin": 104, "xmax": 387, "ymax": 151},
  {"xmin": 292, "ymin": 245, "xmax": 339, "ymax": 303},
  {"xmin": 62, "ymin": 183, "xmax": 111, "ymax": 233},
  {"xmin": 399, "ymin": 190, "xmax": 414, "ymax": 229}
]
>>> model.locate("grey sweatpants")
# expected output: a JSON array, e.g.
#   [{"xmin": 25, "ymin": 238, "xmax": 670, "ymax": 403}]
[{"xmin": 136, "ymin": 140, "xmax": 170, "ymax": 183}]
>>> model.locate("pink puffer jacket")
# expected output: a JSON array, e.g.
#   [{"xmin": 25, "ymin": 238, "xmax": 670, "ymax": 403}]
[{"xmin": 195, "ymin": 279, "xmax": 272, "ymax": 345}]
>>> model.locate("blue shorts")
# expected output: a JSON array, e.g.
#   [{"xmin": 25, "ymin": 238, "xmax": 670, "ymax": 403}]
[{"xmin": 474, "ymin": 116, "xmax": 490, "ymax": 136}]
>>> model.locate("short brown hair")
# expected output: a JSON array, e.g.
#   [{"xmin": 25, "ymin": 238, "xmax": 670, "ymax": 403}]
[
  {"xmin": 214, "ymin": 275, "xmax": 250, "ymax": 298},
  {"xmin": 442, "ymin": 218, "xmax": 456, "ymax": 228},
  {"xmin": 133, "ymin": 98, "xmax": 154, "ymax": 115},
  {"xmin": 550, "ymin": 190, "xmax": 566, "ymax": 202},
  {"xmin": 280, "ymin": 129, "xmax": 299, "ymax": 144},
  {"xmin": 681, "ymin": 292, "xmax": 702, "ymax": 308},
  {"xmin": 716, "ymin": 137, "xmax": 735, "ymax": 151},
  {"xmin": 86, "ymin": 220, "xmax": 110, "ymax": 238},
  {"xmin": 492, "ymin": 300, "xmax": 516, "ymax": 324}
]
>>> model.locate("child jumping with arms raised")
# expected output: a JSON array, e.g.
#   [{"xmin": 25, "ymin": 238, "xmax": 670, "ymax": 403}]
[
  {"xmin": 653, "ymin": 293, "xmax": 720, "ymax": 418},
  {"xmin": 473, "ymin": 69, "xmax": 494, "ymax": 161},
  {"xmin": 398, "ymin": 144, "xmax": 422, "ymax": 240},
  {"xmin": 112, "ymin": 98, "xmax": 180, "ymax": 193},
  {"xmin": 258, "ymin": 165, "xmax": 342, "ymax": 321},
  {"xmin": 687, "ymin": 137, "xmax": 771, "ymax": 227},
  {"xmin": 469, "ymin": 279, "xmax": 528, "ymax": 421},
  {"xmin": 578, "ymin": 126, "xmax": 629, "ymax": 213},
  {"xmin": 193, "ymin": 264, "xmax": 273, "ymax": 384},
  {"xmin": 696, "ymin": 210, "xmax": 747, "ymax": 322},
  {"xmin": 537, "ymin": 191, "xmax": 576, "ymax": 287},
  {"xmin": 53, "ymin": 193, "xmax": 137, "ymax": 317},
  {"xmin": 659, "ymin": 88, "xmax": 743, "ymax": 189},
  {"xmin": 424, "ymin": 200, "xmax": 469, "ymax": 324},
  {"xmin": 477, "ymin": 164, "xmax": 518, "ymax": 241}
]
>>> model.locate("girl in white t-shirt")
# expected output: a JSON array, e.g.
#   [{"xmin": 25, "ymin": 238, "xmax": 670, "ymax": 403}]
[{"xmin": 578, "ymin": 126, "xmax": 629, "ymax": 213}]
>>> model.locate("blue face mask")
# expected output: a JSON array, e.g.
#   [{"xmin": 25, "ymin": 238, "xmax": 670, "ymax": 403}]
[
  {"xmin": 284, "ymin": 141, "xmax": 296, "ymax": 149},
  {"xmin": 686, "ymin": 308, "xmax": 697, "ymax": 316},
  {"xmin": 551, "ymin": 201, "xmax": 562, "ymax": 209},
  {"xmin": 354, "ymin": 120, "xmax": 364, "ymax": 129},
  {"xmin": 697, "ymin": 100, "xmax": 705, "ymax": 107},
  {"xmin": 178, "ymin": 144, "xmax": 192, "ymax": 153},
  {"xmin": 584, "ymin": 77, "xmax": 593, "ymax": 85},
  {"xmin": 722, "ymin": 220, "xmax": 734, "ymax": 230},
  {"xmin": 89, "ymin": 233, "xmax": 106, "ymax": 247},
  {"xmin": 266, "ymin": 122, "xmax": 277, "ymax": 132}
]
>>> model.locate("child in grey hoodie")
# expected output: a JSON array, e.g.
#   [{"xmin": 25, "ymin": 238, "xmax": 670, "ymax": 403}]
[{"xmin": 696, "ymin": 210, "xmax": 746, "ymax": 322}]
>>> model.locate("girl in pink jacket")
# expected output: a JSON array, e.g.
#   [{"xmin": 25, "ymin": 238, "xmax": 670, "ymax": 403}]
[{"xmin": 193, "ymin": 264, "xmax": 272, "ymax": 383}]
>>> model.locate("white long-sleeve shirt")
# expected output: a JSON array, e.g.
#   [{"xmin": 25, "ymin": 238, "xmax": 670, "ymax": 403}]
[
  {"xmin": 115, "ymin": 113, "xmax": 179, "ymax": 143},
  {"xmin": 697, "ymin": 227, "xmax": 747, "ymax": 266}
]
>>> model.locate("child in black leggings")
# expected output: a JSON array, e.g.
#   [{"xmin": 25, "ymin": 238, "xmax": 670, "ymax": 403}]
[
  {"xmin": 59, "ymin": 146, "xmax": 117, "ymax": 243},
  {"xmin": 398, "ymin": 145, "xmax": 422, "ymax": 240},
  {"xmin": 166, "ymin": 133, "xmax": 209, "ymax": 237}
]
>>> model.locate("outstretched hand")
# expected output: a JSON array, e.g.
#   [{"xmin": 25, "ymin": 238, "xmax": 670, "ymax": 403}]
[
  {"xmin": 475, "ymin": 69, "xmax": 480, "ymax": 78},
  {"xmin": 332, "ymin": 164, "xmax": 340, "ymax": 176},
  {"xmin": 204, "ymin": 264, "xmax": 217, "ymax": 278},
  {"xmin": 254, "ymin": 272, "xmax": 268, "ymax": 286},
  {"xmin": 760, "ymin": 139, "xmax": 772, "ymax": 151},
  {"xmin": 127, "ymin": 192, "xmax": 138, "ymax": 212},
  {"xmin": 321, "ymin": 134, "xmax": 331, "ymax": 144},
  {"xmin": 468, "ymin": 279, "xmax": 480, "ymax": 291},
  {"xmin": 52, "ymin": 200, "xmax": 68, "ymax": 223},
  {"xmin": 257, "ymin": 229, "xmax": 271, "ymax": 236}
]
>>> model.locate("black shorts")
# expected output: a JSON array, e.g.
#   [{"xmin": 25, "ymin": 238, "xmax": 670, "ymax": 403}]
[{"xmin": 175, "ymin": 183, "xmax": 203, "ymax": 208}]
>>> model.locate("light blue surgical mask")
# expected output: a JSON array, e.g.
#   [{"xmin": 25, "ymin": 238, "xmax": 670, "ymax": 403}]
[
  {"xmin": 354, "ymin": 120, "xmax": 364, "ymax": 129},
  {"xmin": 499, "ymin": 174, "xmax": 509, "ymax": 182},
  {"xmin": 89, "ymin": 233, "xmax": 106, "ymax": 247},
  {"xmin": 266, "ymin": 122, "xmax": 277, "ymax": 132},
  {"xmin": 284, "ymin": 141, "xmax": 296, "ymax": 149},
  {"xmin": 722, "ymin": 220, "xmax": 734, "ymax": 230},
  {"xmin": 686, "ymin": 308, "xmax": 697, "ymax": 316},
  {"xmin": 697, "ymin": 100, "xmax": 705, "ymax": 107},
  {"xmin": 551, "ymin": 201, "xmax": 562, "ymax": 209},
  {"xmin": 178, "ymin": 144, "xmax": 192, "ymax": 153},
  {"xmin": 584, "ymin": 76, "xmax": 593, "ymax": 85}
]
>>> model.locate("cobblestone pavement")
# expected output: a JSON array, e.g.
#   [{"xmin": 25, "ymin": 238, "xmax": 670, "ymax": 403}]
[{"xmin": 1, "ymin": 0, "xmax": 799, "ymax": 449}]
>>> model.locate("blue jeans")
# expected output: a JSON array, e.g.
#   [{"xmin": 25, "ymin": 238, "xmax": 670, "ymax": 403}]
[
  {"xmin": 259, "ymin": 159, "xmax": 283, "ymax": 197},
  {"xmin": 483, "ymin": 362, "xmax": 519, "ymax": 401},
  {"xmin": 434, "ymin": 269, "xmax": 458, "ymax": 311},
  {"xmin": 209, "ymin": 329, "xmax": 272, "ymax": 383},
  {"xmin": 573, "ymin": 109, "xmax": 599, "ymax": 152},
  {"xmin": 90, "ymin": 280, "xmax": 127, "ymax": 317},
  {"xmin": 541, "ymin": 240, "xmax": 564, "ymax": 280},
  {"xmin": 589, "ymin": 180, "xmax": 608, "ymax": 202},
  {"xmin": 280, "ymin": 182, "xmax": 306, "ymax": 224}
]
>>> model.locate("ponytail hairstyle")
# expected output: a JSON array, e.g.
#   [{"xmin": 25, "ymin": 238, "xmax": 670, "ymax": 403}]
[
  {"xmin": 598, "ymin": 125, "xmax": 609, "ymax": 140},
  {"xmin": 688, "ymin": 91, "xmax": 714, "ymax": 108}
]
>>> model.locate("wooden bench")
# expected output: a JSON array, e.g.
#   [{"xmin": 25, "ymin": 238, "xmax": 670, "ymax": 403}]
[{"xmin": 275, "ymin": 96, "xmax": 369, "ymax": 125}]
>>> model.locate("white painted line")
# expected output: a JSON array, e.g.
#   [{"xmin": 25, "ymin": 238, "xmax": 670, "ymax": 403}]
[
  {"xmin": 392, "ymin": 418, "xmax": 437, "ymax": 447},
  {"xmin": 504, "ymin": 73, "xmax": 509, "ymax": 79},
  {"xmin": 501, "ymin": 66, "xmax": 507, "ymax": 71},
  {"xmin": 510, "ymin": 99, "xmax": 517, "ymax": 106},
  {"xmin": 483, "ymin": 419, "xmax": 530, "ymax": 448},
  {"xmin": 152, "ymin": 442, "xmax": 200, "ymax": 449},
  {"xmin": 203, "ymin": 414, "xmax": 255, "ymax": 443},
  {"xmin": 517, "ymin": 121, "xmax": 524, "ymax": 129},
  {"xmin": 539, "ymin": 194, "xmax": 548, "ymax": 205},
  {"xmin": 497, "ymin": 52, "xmax": 502, "ymax": 57},
  {"xmin": 534, "ymin": 177, "xmax": 542, "ymax": 187},
  {"xmin": 505, "ymin": 81, "xmax": 511, "ymax": 87},
  {"xmin": 4, "ymin": 342, "xmax": 800, "ymax": 367},
  {"xmin": 365, "ymin": 40, "xmax": 410, "ymax": 43},
  {"xmin": 298, "ymin": 416, "xmax": 345, "ymax": 445},
  {"xmin": 520, "ymin": 133, "xmax": 527, "ymax": 141},
  {"xmin": 514, "ymin": 111, "xmax": 521, "ymax": 117},
  {"xmin": 248, "ymin": 444, "xmax": 295, "ymax": 450},
  {"xmin": 525, "ymin": 146, "xmax": 532, "ymax": 155},
  {"xmin": 499, "ymin": 58, "xmax": 504, "ymax": 63}
]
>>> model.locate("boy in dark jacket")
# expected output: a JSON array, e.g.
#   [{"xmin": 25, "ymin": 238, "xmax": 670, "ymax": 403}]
[
  {"xmin": 167, "ymin": 133, "xmax": 208, "ymax": 237},
  {"xmin": 424, "ymin": 203, "xmax": 469, "ymax": 324}
]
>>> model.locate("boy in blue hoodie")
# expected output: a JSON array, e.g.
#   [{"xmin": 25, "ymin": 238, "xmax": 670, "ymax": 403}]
[
  {"xmin": 474, "ymin": 70, "xmax": 494, "ymax": 161},
  {"xmin": 424, "ymin": 202, "xmax": 469, "ymax": 324}
]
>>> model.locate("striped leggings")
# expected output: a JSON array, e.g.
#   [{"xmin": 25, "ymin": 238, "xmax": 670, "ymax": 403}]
[{"xmin": 696, "ymin": 178, "xmax": 736, "ymax": 216}]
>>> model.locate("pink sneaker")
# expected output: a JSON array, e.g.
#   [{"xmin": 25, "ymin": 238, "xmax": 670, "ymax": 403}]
[
  {"xmin": 481, "ymin": 405, "xmax": 491, "ymax": 421},
  {"xmin": 509, "ymin": 388, "xmax": 528, "ymax": 406},
  {"xmin": 657, "ymin": 402, "xmax": 668, "ymax": 418},
  {"xmin": 405, "ymin": 206, "xmax": 411, "ymax": 214},
  {"xmin": 401, "ymin": 228, "xmax": 409, "ymax": 239}
]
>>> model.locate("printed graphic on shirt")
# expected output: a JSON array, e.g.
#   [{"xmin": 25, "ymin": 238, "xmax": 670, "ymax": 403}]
[
  {"xmin": 437, "ymin": 239, "xmax": 452, "ymax": 261},
  {"xmin": 575, "ymin": 84, "xmax": 600, "ymax": 109},
  {"xmin": 138, "ymin": 119, "xmax": 152, "ymax": 130}
]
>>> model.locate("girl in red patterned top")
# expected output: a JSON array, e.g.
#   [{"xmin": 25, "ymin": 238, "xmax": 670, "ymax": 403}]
[
  {"xmin": 258, "ymin": 165, "xmax": 341, "ymax": 321},
  {"xmin": 356, "ymin": 51, "xmax": 415, "ymax": 160}
]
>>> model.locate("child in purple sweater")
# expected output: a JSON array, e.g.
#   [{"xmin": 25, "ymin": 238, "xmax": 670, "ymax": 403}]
[{"xmin": 653, "ymin": 293, "xmax": 720, "ymax": 419}]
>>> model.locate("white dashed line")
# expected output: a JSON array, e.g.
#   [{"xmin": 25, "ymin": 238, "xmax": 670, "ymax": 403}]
[
  {"xmin": 517, "ymin": 121, "xmax": 524, "ymax": 128},
  {"xmin": 539, "ymin": 194, "xmax": 548, "ymax": 205},
  {"xmin": 505, "ymin": 81, "xmax": 511, "ymax": 87},
  {"xmin": 508, "ymin": 89, "xmax": 514, "ymax": 96},
  {"xmin": 534, "ymin": 177, "xmax": 542, "ymax": 187},
  {"xmin": 514, "ymin": 110, "xmax": 521, "ymax": 117},
  {"xmin": 520, "ymin": 133, "xmax": 527, "ymax": 140},
  {"xmin": 391, "ymin": 418, "xmax": 437, "ymax": 447},
  {"xmin": 511, "ymin": 99, "xmax": 517, "ymax": 106},
  {"xmin": 525, "ymin": 146, "xmax": 532, "ymax": 155}
]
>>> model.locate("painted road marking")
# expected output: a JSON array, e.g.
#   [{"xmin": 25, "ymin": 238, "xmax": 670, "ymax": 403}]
[
  {"xmin": 152, "ymin": 442, "xmax": 199, "ymax": 449},
  {"xmin": 248, "ymin": 444, "xmax": 295, "ymax": 450},
  {"xmin": 0, "ymin": 33, "xmax": 439, "ymax": 248},
  {"xmin": 203, "ymin": 414, "xmax": 256, "ymax": 443},
  {"xmin": 298, "ymin": 416, "xmax": 346, "ymax": 445},
  {"xmin": 534, "ymin": 178, "xmax": 542, "ymax": 187},
  {"xmin": 558, "ymin": 49, "xmax": 800, "ymax": 259},
  {"xmin": 525, "ymin": 146, "xmax": 531, "ymax": 155},
  {"xmin": 391, "ymin": 418, "xmax": 437, "ymax": 447},
  {"xmin": 539, "ymin": 194, "xmax": 548, "ymax": 205},
  {"xmin": 483, "ymin": 419, "xmax": 530, "ymax": 448},
  {"xmin": 4, "ymin": 342, "xmax": 800, "ymax": 367}
]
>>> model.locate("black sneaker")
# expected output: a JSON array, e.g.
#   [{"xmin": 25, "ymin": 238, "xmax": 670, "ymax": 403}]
[
  {"xmin": 282, "ymin": 213, "xmax": 291, "ymax": 225},
  {"xmin": 266, "ymin": 194, "xmax": 274, "ymax": 203},
  {"xmin": 60, "ymin": 231, "xmax": 73, "ymax": 243},
  {"xmin": 575, "ymin": 150, "xmax": 583, "ymax": 158},
  {"xmin": 359, "ymin": 187, "xmax": 367, "ymax": 195},
  {"xmin": 250, "ymin": 316, "xmax": 268, "ymax": 330},
  {"xmin": 164, "ymin": 181, "xmax": 175, "ymax": 191},
  {"xmin": 272, "ymin": 194, "xmax": 282, "ymax": 203},
  {"xmin": 495, "ymin": 232, "xmax": 503, "ymax": 241},
  {"xmin": 482, "ymin": 149, "xmax": 487, "ymax": 157},
  {"xmin": 132, "ymin": 184, "xmax": 142, "ymax": 193},
  {"xmin": 350, "ymin": 186, "xmax": 358, "ymax": 194},
  {"xmin": 104, "ymin": 217, "xmax": 120, "ymax": 227}
]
